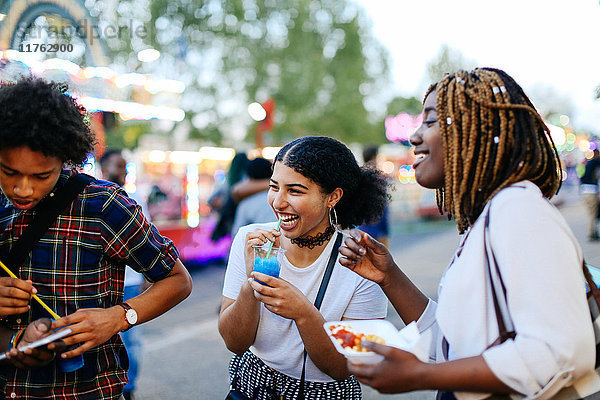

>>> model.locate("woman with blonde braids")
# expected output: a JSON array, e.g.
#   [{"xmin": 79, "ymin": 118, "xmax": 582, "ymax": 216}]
[{"xmin": 339, "ymin": 68, "xmax": 597, "ymax": 399}]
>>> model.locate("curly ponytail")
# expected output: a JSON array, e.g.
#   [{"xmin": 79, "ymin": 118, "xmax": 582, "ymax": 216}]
[{"xmin": 275, "ymin": 136, "xmax": 390, "ymax": 229}]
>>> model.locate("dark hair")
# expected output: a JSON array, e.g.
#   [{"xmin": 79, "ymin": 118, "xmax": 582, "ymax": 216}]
[
  {"xmin": 427, "ymin": 67, "xmax": 561, "ymax": 233},
  {"xmin": 362, "ymin": 145, "xmax": 379, "ymax": 164},
  {"xmin": 0, "ymin": 77, "xmax": 95, "ymax": 167},
  {"xmin": 274, "ymin": 136, "xmax": 389, "ymax": 229},
  {"xmin": 99, "ymin": 149, "xmax": 123, "ymax": 167},
  {"xmin": 228, "ymin": 152, "xmax": 249, "ymax": 186},
  {"xmin": 246, "ymin": 157, "xmax": 272, "ymax": 180}
]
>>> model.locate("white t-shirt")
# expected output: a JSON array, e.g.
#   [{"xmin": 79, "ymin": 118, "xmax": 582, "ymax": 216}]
[{"xmin": 223, "ymin": 222, "xmax": 388, "ymax": 382}]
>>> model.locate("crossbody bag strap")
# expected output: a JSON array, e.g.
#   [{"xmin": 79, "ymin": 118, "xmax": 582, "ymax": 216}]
[
  {"xmin": 297, "ymin": 232, "xmax": 343, "ymax": 400},
  {"xmin": 583, "ymin": 261, "xmax": 600, "ymax": 370},
  {"xmin": 483, "ymin": 209, "xmax": 516, "ymax": 346},
  {"xmin": 4, "ymin": 173, "xmax": 95, "ymax": 274}
]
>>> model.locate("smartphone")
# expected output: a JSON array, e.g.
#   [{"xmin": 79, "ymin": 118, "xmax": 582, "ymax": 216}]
[{"xmin": 0, "ymin": 328, "xmax": 72, "ymax": 360}]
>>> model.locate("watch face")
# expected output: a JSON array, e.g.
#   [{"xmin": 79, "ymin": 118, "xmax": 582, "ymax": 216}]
[{"xmin": 125, "ymin": 309, "xmax": 138, "ymax": 325}]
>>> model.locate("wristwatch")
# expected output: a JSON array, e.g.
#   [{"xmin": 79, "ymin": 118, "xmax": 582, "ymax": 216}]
[{"xmin": 118, "ymin": 302, "xmax": 138, "ymax": 331}]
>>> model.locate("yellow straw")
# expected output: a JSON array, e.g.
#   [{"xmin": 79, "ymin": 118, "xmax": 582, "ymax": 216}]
[
  {"xmin": 265, "ymin": 218, "xmax": 282, "ymax": 259},
  {"xmin": 0, "ymin": 260, "xmax": 61, "ymax": 320}
]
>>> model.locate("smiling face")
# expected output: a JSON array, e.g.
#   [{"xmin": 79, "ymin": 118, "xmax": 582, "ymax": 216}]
[
  {"xmin": 267, "ymin": 161, "xmax": 341, "ymax": 240},
  {"xmin": 0, "ymin": 146, "xmax": 63, "ymax": 210},
  {"xmin": 410, "ymin": 90, "xmax": 445, "ymax": 189}
]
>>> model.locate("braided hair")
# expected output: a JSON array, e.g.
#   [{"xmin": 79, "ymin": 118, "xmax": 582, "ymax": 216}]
[{"xmin": 426, "ymin": 68, "xmax": 561, "ymax": 233}]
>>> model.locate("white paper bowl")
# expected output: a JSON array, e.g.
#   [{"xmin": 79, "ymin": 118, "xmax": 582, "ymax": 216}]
[{"xmin": 323, "ymin": 320, "xmax": 403, "ymax": 364}]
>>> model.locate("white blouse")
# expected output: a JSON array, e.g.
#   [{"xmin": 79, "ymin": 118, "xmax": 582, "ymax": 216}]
[{"xmin": 416, "ymin": 181, "xmax": 597, "ymax": 399}]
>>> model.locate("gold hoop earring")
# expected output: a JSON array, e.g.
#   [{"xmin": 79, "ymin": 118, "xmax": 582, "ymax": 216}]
[{"xmin": 329, "ymin": 207, "xmax": 339, "ymax": 228}]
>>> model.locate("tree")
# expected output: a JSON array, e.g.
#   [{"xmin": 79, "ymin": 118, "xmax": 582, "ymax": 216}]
[
  {"xmin": 123, "ymin": 0, "xmax": 393, "ymax": 145},
  {"xmin": 386, "ymin": 95, "xmax": 422, "ymax": 116},
  {"xmin": 426, "ymin": 44, "xmax": 476, "ymax": 83}
]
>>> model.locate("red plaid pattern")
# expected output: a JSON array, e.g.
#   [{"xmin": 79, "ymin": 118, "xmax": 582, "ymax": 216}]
[{"xmin": 0, "ymin": 169, "xmax": 179, "ymax": 399}]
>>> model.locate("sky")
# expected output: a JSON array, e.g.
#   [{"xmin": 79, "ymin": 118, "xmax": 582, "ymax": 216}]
[{"xmin": 353, "ymin": 0, "xmax": 600, "ymax": 132}]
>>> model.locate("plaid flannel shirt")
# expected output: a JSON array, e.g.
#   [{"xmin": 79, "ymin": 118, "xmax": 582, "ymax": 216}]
[{"xmin": 0, "ymin": 169, "xmax": 179, "ymax": 399}]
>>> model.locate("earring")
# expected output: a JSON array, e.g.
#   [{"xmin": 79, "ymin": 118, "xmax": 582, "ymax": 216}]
[{"xmin": 329, "ymin": 207, "xmax": 339, "ymax": 228}]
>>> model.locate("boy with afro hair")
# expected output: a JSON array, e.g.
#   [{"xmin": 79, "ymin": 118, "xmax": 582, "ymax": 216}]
[{"xmin": 0, "ymin": 77, "xmax": 192, "ymax": 399}]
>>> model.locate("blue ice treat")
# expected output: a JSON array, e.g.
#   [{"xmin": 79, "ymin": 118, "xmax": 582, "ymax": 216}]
[
  {"xmin": 52, "ymin": 322, "xmax": 84, "ymax": 373},
  {"xmin": 59, "ymin": 353, "xmax": 84, "ymax": 372},
  {"xmin": 253, "ymin": 255, "xmax": 281, "ymax": 283}
]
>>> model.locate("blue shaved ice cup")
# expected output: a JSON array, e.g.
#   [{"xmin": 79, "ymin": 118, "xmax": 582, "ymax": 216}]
[{"xmin": 253, "ymin": 245, "xmax": 286, "ymax": 284}]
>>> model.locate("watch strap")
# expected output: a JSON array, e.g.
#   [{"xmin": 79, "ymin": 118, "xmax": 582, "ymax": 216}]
[{"xmin": 118, "ymin": 302, "xmax": 136, "ymax": 331}]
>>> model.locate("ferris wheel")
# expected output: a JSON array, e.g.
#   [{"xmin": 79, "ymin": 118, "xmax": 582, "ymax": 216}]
[{"xmin": 0, "ymin": 0, "xmax": 107, "ymax": 66}]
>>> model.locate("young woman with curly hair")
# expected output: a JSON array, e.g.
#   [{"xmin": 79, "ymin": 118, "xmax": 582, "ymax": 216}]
[
  {"xmin": 340, "ymin": 68, "xmax": 598, "ymax": 399},
  {"xmin": 219, "ymin": 136, "xmax": 390, "ymax": 399}
]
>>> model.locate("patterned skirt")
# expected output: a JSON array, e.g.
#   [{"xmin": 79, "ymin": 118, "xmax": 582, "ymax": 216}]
[{"xmin": 228, "ymin": 351, "xmax": 362, "ymax": 400}]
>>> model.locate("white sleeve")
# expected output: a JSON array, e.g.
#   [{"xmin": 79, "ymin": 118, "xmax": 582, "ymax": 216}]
[
  {"xmin": 342, "ymin": 273, "xmax": 388, "ymax": 319},
  {"xmin": 222, "ymin": 226, "xmax": 249, "ymax": 300},
  {"xmin": 481, "ymin": 195, "xmax": 594, "ymax": 398},
  {"xmin": 416, "ymin": 299, "xmax": 440, "ymax": 363}
]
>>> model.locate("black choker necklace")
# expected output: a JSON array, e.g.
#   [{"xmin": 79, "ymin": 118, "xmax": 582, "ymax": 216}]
[{"xmin": 291, "ymin": 226, "xmax": 336, "ymax": 249}]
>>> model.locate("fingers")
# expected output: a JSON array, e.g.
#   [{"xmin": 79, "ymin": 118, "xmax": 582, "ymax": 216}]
[
  {"xmin": 0, "ymin": 278, "xmax": 37, "ymax": 297},
  {"xmin": 31, "ymin": 318, "xmax": 52, "ymax": 333},
  {"xmin": 46, "ymin": 339, "xmax": 67, "ymax": 353},
  {"xmin": 245, "ymin": 229, "xmax": 281, "ymax": 246},
  {"xmin": 342, "ymin": 231, "xmax": 367, "ymax": 255},
  {"xmin": 347, "ymin": 229, "xmax": 388, "ymax": 252},
  {"xmin": 0, "ymin": 304, "xmax": 30, "ymax": 316},
  {"xmin": 59, "ymin": 341, "xmax": 90, "ymax": 358},
  {"xmin": 51, "ymin": 313, "xmax": 82, "ymax": 330},
  {"xmin": 360, "ymin": 341, "xmax": 396, "ymax": 357},
  {"xmin": 51, "ymin": 316, "xmax": 91, "ymax": 347},
  {"xmin": 338, "ymin": 257, "xmax": 357, "ymax": 270},
  {"xmin": 339, "ymin": 242, "xmax": 364, "ymax": 262},
  {"xmin": 248, "ymin": 276, "xmax": 278, "ymax": 300},
  {"xmin": 249, "ymin": 273, "xmax": 279, "ymax": 287},
  {"xmin": 0, "ymin": 278, "xmax": 36, "ymax": 315},
  {"xmin": 339, "ymin": 235, "xmax": 367, "ymax": 270},
  {"xmin": 347, "ymin": 360, "xmax": 377, "ymax": 382},
  {"xmin": 6, "ymin": 347, "xmax": 52, "ymax": 369},
  {"xmin": 6, "ymin": 318, "xmax": 60, "ymax": 369},
  {"xmin": 20, "ymin": 318, "xmax": 49, "ymax": 346}
]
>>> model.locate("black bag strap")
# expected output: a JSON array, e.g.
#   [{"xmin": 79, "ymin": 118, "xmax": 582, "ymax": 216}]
[
  {"xmin": 483, "ymin": 209, "xmax": 517, "ymax": 347},
  {"xmin": 297, "ymin": 232, "xmax": 343, "ymax": 400},
  {"xmin": 441, "ymin": 204, "xmax": 515, "ymax": 361},
  {"xmin": 4, "ymin": 173, "xmax": 95, "ymax": 273}
]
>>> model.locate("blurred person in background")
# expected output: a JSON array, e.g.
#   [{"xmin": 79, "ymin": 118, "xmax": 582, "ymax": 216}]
[
  {"xmin": 340, "ymin": 68, "xmax": 597, "ymax": 399},
  {"xmin": 100, "ymin": 149, "xmax": 148, "ymax": 400},
  {"xmin": 358, "ymin": 145, "xmax": 389, "ymax": 247},
  {"xmin": 210, "ymin": 152, "xmax": 249, "ymax": 241},
  {"xmin": 580, "ymin": 149, "xmax": 600, "ymax": 241},
  {"xmin": 231, "ymin": 157, "xmax": 278, "ymax": 236}
]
